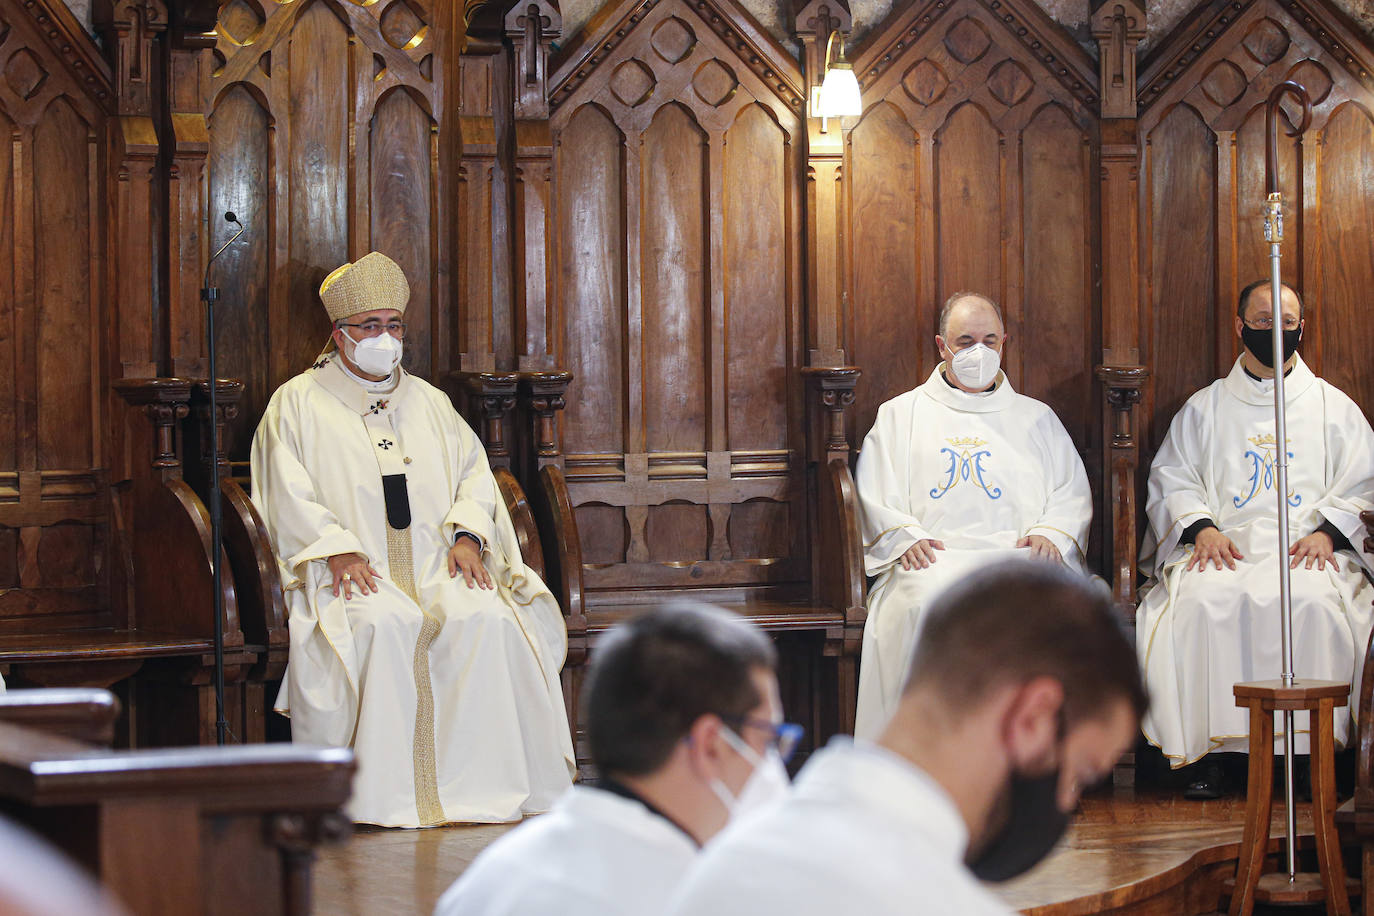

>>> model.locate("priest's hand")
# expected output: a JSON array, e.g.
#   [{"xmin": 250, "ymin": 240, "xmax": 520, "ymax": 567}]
[
  {"xmin": 1289, "ymin": 531, "xmax": 1337, "ymax": 570},
  {"xmin": 448, "ymin": 538, "xmax": 493, "ymax": 590},
  {"xmin": 1015, "ymin": 534, "xmax": 1062, "ymax": 564},
  {"xmin": 899, "ymin": 539, "xmax": 945, "ymax": 570},
  {"xmin": 329, "ymin": 552, "xmax": 382, "ymax": 600},
  {"xmin": 1187, "ymin": 527, "xmax": 1244, "ymax": 571}
]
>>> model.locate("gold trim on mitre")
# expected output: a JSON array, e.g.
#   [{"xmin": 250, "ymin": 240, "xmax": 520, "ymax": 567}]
[{"xmin": 319, "ymin": 251, "xmax": 410, "ymax": 323}]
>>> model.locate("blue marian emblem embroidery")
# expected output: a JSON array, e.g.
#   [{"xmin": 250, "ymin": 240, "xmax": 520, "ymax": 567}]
[
  {"xmin": 929, "ymin": 436, "xmax": 1003, "ymax": 500},
  {"xmin": 1233, "ymin": 433, "xmax": 1302, "ymax": 509}
]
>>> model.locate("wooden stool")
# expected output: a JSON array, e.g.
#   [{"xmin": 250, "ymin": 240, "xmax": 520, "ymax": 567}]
[{"xmin": 1229, "ymin": 679, "xmax": 1350, "ymax": 916}]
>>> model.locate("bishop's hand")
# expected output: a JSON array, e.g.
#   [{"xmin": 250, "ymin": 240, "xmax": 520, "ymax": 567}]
[
  {"xmin": 1187, "ymin": 527, "xmax": 1244, "ymax": 571},
  {"xmin": 899, "ymin": 539, "xmax": 945, "ymax": 570},
  {"xmin": 1015, "ymin": 534, "xmax": 1062, "ymax": 564},
  {"xmin": 328, "ymin": 552, "xmax": 382, "ymax": 599},
  {"xmin": 448, "ymin": 537, "xmax": 494, "ymax": 590}
]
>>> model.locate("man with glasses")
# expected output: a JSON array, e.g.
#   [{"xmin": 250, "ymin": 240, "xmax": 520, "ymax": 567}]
[
  {"xmin": 667, "ymin": 563, "xmax": 1144, "ymax": 916},
  {"xmin": 853, "ymin": 291, "xmax": 1092, "ymax": 738},
  {"xmin": 435, "ymin": 602, "xmax": 795, "ymax": 916},
  {"xmin": 251, "ymin": 252, "xmax": 574, "ymax": 827},
  {"xmin": 1138, "ymin": 280, "xmax": 1374, "ymax": 798}
]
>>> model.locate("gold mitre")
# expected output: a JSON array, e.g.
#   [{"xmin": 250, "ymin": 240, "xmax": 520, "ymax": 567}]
[{"xmin": 319, "ymin": 251, "xmax": 410, "ymax": 323}]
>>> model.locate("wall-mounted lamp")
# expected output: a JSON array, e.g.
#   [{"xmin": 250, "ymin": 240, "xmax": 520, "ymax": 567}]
[{"xmin": 812, "ymin": 30, "xmax": 862, "ymax": 122}]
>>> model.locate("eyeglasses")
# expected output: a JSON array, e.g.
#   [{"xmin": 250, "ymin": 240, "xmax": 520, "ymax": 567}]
[
  {"xmin": 724, "ymin": 716, "xmax": 805, "ymax": 763},
  {"xmin": 1244, "ymin": 317, "xmax": 1300, "ymax": 331},
  {"xmin": 338, "ymin": 320, "xmax": 407, "ymax": 339}
]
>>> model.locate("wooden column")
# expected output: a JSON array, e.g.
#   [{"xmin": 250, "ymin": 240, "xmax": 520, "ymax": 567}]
[
  {"xmin": 457, "ymin": 38, "xmax": 509, "ymax": 373},
  {"xmin": 518, "ymin": 370, "xmax": 572, "ymax": 478},
  {"xmin": 803, "ymin": 366, "xmax": 860, "ymax": 593},
  {"xmin": 102, "ymin": 0, "xmax": 168, "ymax": 379},
  {"xmin": 112, "ymin": 379, "xmax": 194, "ymax": 487},
  {"xmin": 164, "ymin": 6, "xmax": 216, "ymax": 379},
  {"xmin": 796, "ymin": 0, "xmax": 852, "ymax": 369},
  {"xmin": 446, "ymin": 371, "xmax": 520, "ymax": 469},
  {"xmin": 1096, "ymin": 366, "xmax": 1148, "ymax": 617},
  {"xmin": 1093, "ymin": 0, "xmax": 1147, "ymax": 620},
  {"xmin": 507, "ymin": 0, "xmax": 560, "ymax": 371}
]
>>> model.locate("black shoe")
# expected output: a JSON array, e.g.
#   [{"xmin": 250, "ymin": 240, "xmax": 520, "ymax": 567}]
[{"xmin": 1184, "ymin": 761, "xmax": 1224, "ymax": 800}]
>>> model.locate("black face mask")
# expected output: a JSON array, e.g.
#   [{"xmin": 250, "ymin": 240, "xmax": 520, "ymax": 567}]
[
  {"xmin": 966, "ymin": 767, "xmax": 1071, "ymax": 883},
  {"xmin": 1241, "ymin": 325, "xmax": 1301, "ymax": 369}
]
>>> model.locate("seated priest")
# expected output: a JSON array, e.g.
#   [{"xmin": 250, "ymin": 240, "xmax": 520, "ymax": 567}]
[
  {"xmin": 853, "ymin": 292, "xmax": 1093, "ymax": 738},
  {"xmin": 1138, "ymin": 280, "xmax": 1374, "ymax": 799},
  {"xmin": 666, "ymin": 563, "xmax": 1145, "ymax": 916},
  {"xmin": 434, "ymin": 601, "xmax": 792, "ymax": 916},
  {"xmin": 250, "ymin": 252, "xmax": 575, "ymax": 827}
]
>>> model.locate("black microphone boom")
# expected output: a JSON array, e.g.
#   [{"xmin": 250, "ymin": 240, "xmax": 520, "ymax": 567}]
[{"xmin": 202, "ymin": 209, "xmax": 247, "ymax": 746}]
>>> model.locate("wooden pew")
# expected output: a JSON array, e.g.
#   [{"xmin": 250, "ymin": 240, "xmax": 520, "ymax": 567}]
[
  {"xmin": 206, "ymin": 371, "xmax": 565, "ymax": 740},
  {"xmin": 449, "ymin": 369, "xmax": 865, "ymax": 759},
  {"xmin": 0, "ymin": 718, "xmax": 354, "ymax": 916},
  {"xmin": 0, "ymin": 687, "xmax": 120, "ymax": 745},
  {"xmin": 0, "ymin": 379, "xmax": 253, "ymax": 748}
]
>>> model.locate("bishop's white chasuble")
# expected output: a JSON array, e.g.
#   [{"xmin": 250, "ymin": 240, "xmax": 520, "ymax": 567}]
[
  {"xmin": 251, "ymin": 356, "xmax": 575, "ymax": 827},
  {"xmin": 1139, "ymin": 356, "xmax": 1374, "ymax": 765},
  {"xmin": 853, "ymin": 368, "xmax": 1092, "ymax": 738}
]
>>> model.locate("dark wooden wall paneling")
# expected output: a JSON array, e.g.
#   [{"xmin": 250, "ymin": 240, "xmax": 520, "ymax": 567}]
[
  {"xmin": 1136, "ymin": 0, "xmax": 1374, "ymax": 481},
  {"xmin": 6, "ymin": 0, "xmax": 1374, "ymax": 686},
  {"xmin": 547, "ymin": 0, "xmax": 809, "ymax": 604},
  {"xmin": 204, "ymin": 0, "xmax": 457, "ymax": 463},
  {"xmin": 843, "ymin": 0, "xmax": 1105, "ymax": 571},
  {"xmin": 0, "ymin": 0, "xmax": 113, "ymax": 634}
]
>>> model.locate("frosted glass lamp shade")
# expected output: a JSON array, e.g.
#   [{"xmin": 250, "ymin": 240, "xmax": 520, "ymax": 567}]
[{"xmin": 818, "ymin": 63, "xmax": 862, "ymax": 118}]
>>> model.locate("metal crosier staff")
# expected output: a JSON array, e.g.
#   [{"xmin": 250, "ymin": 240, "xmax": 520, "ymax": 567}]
[{"xmin": 1262, "ymin": 79, "xmax": 1312, "ymax": 883}]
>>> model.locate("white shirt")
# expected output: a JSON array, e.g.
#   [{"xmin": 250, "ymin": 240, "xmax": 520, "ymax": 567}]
[
  {"xmin": 666, "ymin": 740, "xmax": 1015, "ymax": 916},
  {"xmin": 435, "ymin": 785, "xmax": 698, "ymax": 915}
]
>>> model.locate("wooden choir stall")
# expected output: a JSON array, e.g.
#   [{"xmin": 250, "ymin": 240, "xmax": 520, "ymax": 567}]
[{"xmin": 6, "ymin": 0, "xmax": 1374, "ymax": 907}]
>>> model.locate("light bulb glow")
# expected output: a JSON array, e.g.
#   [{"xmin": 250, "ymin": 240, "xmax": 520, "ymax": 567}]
[{"xmin": 818, "ymin": 64, "xmax": 862, "ymax": 118}]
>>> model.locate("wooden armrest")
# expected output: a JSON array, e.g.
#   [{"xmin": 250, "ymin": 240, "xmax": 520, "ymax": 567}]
[
  {"xmin": 220, "ymin": 478, "xmax": 288, "ymax": 653},
  {"xmin": 494, "ymin": 468, "xmax": 547, "ymax": 581},
  {"xmin": 0, "ymin": 688, "xmax": 120, "ymax": 745},
  {"xmin": 817, "ymin": 458, "xmax": 866, "ymax": 634},
  {"xmin": 535, "ymin": 465, "xmax": 586, "ymax": 637}
]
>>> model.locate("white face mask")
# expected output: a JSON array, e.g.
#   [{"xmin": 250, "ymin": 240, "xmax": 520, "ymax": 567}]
[
  {"xmin": 707, "ymin": 726, "xmax": 791, "ymax": 823},
  {"xmin": 949, "ymin": 341, "xmax": 1001, "ymax": 390},
  {"xmin": 343, "ymin": 328, "xmax": 402, "ymax": 377}
]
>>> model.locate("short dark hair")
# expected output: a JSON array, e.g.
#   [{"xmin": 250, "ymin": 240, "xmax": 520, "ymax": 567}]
[
  {"xmin": 938, "ymin": 291, "xmax": 1005, "ymax": 338},
  {"xmin": 585, "ymin": 602, "xmax": 777, "ymax": 778},
  {"xmin": 905, "ymin": 562, "xmax": 1147, "ymax": 726},
  {"xmin": 1238, "ymin": 279, "xmax": 1304, "ymax": 321}
]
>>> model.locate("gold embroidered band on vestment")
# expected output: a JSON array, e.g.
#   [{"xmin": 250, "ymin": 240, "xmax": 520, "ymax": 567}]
[{"xmin": 387, "ymin": 520, "xmax": 445, "ymax": 827}]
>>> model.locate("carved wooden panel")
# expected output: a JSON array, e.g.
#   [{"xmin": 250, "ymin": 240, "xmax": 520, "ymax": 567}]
[
  {"xmin": 548, "ymin": 0, "xmax": 807, "ymax": 601},
  {"xmin": 1137, "ymin": 0, "xmax": 1374, "ymax": 457},
  {"xmin": 844, "ymin": 0, "xmax": 1104, "ymax": 571},
  {"xmin": 0, "ymin": 0, "xmax": 113, "ymax": 631},
  {"xmin": 205, "ymin": 0, "xmax": 453, "ymax": 461}
]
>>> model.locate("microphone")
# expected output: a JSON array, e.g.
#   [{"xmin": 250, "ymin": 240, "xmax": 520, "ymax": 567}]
[
  {"xmin": 204, "ymin": 211, "xmax": 248, "ymax": 293},
  {"xmin": 199, "ymin": 208, "xmax": 248, "ymax": 747}
]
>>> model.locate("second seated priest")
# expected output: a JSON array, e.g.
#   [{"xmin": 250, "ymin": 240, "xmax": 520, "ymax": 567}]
[
  {"xmin": 250, "ymin": 252, "xmax": 575, "ymax": 828},
  {"xmin": 853, "ymin": 292, "xmax": 1092, "ymax": 738},
  {"xmin": 1138, "ymin": 280, "xmax": 1374, "ymax": 798}
]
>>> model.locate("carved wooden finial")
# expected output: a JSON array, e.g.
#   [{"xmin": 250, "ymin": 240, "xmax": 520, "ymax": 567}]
[
  {"xmin": 793, "ymin": 0, "xmax": 853, "ymax": 113},
  {"xmin": 505, "ymin": 0, "xmax": 561, "ymax": 119},
  {"xmin": 1091, "ymin": 0, "xmax": 1146, "ymax": 119}
]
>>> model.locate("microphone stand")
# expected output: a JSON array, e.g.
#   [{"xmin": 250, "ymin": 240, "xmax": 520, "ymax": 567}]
[
  {"xmin": 202, "ymin": 211, "xmax": 246, "ymax": 746},
  {"xmin": 1262, "ymin": 80, "xmax": 1311, "ymax": 884}
]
